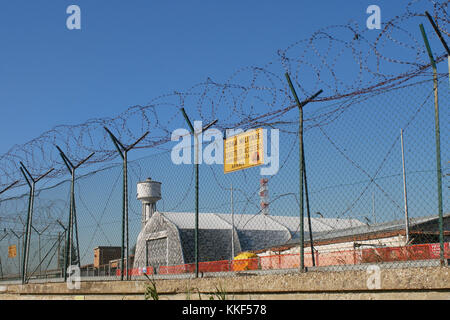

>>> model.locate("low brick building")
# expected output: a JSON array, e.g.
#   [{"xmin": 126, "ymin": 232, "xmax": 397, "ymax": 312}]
[
  {"xmin": 93, "ymin": 246, "xmax": 121, "ymax": 268},
  {"xmin": 256, "ymin": 213, "xmax": 450, "ymax": 268}
]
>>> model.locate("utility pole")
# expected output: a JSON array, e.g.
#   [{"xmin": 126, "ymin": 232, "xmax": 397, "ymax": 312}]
[
  {"xmin": 180, "ymin": 108, "xmax": 217, "ymax": 278},
  {"xmin": 104, "ymin": 128, "xmax": 149, "ymax": 280},
  {"xmin": 285, "ymin": 72, "xmax": 322, "ymax": 271},
  {"xmin": 400, "ymin": 129, "xmax": 410, "ymax": 244},
  {"xmin": 420, "ymin": 24, "xmax": 444, "ymax": 266},
  {"xmin": 19, "ymin": 163, "xmax": 53, "ymax": 284}
]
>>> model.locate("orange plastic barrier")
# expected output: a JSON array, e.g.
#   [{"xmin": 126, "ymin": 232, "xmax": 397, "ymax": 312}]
[
  {"xmin": 259, "ymin": 242, "xmax": 450, "ymax": 269},
  {"xmin": 159, "ymin": 260, "xmax": 232, "ymax": 274},
  {"xmin": 259, "ymin": 250, "xmax": 356, "ymax": 269},
  {"xmin": 318, "ymin": 249, "xmax": 358, "ymax": 266},
  {"xmin": 151, "ymin": 242, "xmax": 450, "ymax": 275},
  {"xmin": 115, "ymin": 267, "xmax": 154, "ymax": 276},
  {"xmin": 231, "ymin": 258, "xmax": 259, "ymax": 271},
  {"xmin": 159, "ymin": 264, "xmax": 189, "ymax": 275},
  {"xmin": 361, "ymin": 242, "xmax": 450, "ymax": 263}
]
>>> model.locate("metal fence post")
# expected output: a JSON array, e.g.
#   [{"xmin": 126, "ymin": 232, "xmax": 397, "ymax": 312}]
[
  {"xmin": 285, "ymin": 73, "xmax": 305, "ymax": 271},
  {"xmin": 424, "ymin": 11, "xmax": 450, "ymax": 85},
  {"xmin": 31, "ymin": 225, "xmax": 49, "ymax": 278},
  {"xmin": 302, "ymin": 150, "xmax": 315, "ymax": 266},
  {"xmin": 56, "ymin": 219, "xmax": 67, "ymax": 280},
  {"xmin": 104, "ymin": 127, "xmax": 149, "ymax": 280},
  {"xmin": 180, "ymin": 108, "xmax": 217, "ymax": 278},
  {"xmin": 0, "ymin": 232, "xmax": 8, "ymax": 279},
  {"xmin": 19, "ymin": 163, "xmax": 53, "ymax": 284},
  {"xmin": 420, "ymin": 24, "xmax": 444, "ymax": 266},
  {"xmin": 56, "ymin": 146, "xmax": 94, "ymax": 280},
  {"xmin": 0, "ymin": 182, "xmax": 19, "ymax": 280},
  {"xmin": 285, "ymin": 73, "xmax": 322, "ymax": 271}
]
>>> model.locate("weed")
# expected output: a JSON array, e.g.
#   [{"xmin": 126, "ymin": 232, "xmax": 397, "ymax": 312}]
[
  {"xmin": 209, "ymin": 283, "xmax": 227, "ymax": 300},
  {"xmin": 144, "ymin": 274, "xmax": 159, "ymax": 300}
]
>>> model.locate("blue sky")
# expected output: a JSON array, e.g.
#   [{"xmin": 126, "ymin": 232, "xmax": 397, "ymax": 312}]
[
  {"xmin": 0, "ymin": 1, "xmax": 448, "ymax": 269},
  {"xmin": 0, "ymin": 0, "xmax": 432, "ymax": 154}
]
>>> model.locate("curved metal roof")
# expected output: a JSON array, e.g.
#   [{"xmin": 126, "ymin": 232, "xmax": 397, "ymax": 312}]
[{"xmin": 158, "ymin": 211, "xmax": 363, "ymax": 234}]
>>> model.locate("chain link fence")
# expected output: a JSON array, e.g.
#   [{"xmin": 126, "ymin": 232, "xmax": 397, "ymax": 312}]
[
  {"xmin": 0, "ymin": 75, "xmax": 448, "ymax": 282},
  {"xmin": 0, "ymin": 0, "xmax": 448, "ymax": 283}
]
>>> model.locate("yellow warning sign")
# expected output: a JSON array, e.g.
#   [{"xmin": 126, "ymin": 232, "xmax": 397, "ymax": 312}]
[
  {"xmin": 224, "ymin": 128, "xmax": 264, "ymax": 173},
  {"xmin": 8, "ymin": 245, "xmax": 17, "ymax": 258}
]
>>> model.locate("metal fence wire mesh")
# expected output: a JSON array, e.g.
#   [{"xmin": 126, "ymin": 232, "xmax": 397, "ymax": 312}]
[
  {"xmin": 0, "ymin": 0, "xmax": 449, "ymax": 282},
  {"xmin": 0, "ymin": 76, "xmax": 447, "ymax": 281}
]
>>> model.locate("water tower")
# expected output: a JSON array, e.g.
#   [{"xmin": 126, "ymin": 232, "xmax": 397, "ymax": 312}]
[{"xmin": 137, "ymin": 178, "xmax": 161, "ymax": 228}]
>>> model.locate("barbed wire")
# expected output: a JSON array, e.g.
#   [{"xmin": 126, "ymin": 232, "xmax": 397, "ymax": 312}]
[
  {"xmin": 0, "ymin": 0, "xmax": 448, "ymax": 190},
  {"xmin": 0, "ymin": 1, "xmax": 448, "ymax": 275}
]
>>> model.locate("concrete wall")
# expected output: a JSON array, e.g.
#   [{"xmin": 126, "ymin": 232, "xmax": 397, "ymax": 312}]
[{"xmin": 1, "ymin": 266, "xmax": 449, "ymax": 300}]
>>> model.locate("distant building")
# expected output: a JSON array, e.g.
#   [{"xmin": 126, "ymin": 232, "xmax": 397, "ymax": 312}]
[
  {"xmin": 255, "ymin": 213, "xmax": 450, "ymax": 267},
  {"xmin": 93, "ymin": 246, "xmax": 121, "ymax": 268},
  {"xmin": 133, "ymin": 211, "xmax": 364, "ymax": 271},
  {"xmin": 109, "ymin": 255, "xmax": 134, "ymax": 271}
]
